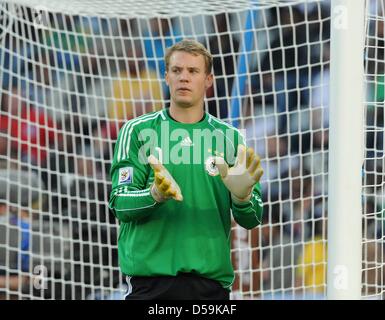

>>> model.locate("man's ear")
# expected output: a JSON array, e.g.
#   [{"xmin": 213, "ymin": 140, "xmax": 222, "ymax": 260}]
[{"xmin": 205, "ymin": 73, "xmax": 213, "ymax": 90}]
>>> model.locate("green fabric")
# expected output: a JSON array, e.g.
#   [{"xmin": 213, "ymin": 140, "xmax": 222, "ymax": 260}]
[
  {"xmin": 109, "ymin": 109, "xmax": 263, "ymax": 289},
  {"xmin": 368, "ymin": 74, "xmax": 384, "ymax": 105}
]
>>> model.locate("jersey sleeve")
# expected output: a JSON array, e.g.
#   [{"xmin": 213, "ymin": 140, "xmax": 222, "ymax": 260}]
[
  {"xmin": 230, "ymin": 128, "xmax": 264, "ymax": 229},
  {"xmin": 231, "ymin": 182, "xmax": 263, "ymax": 229},
  {"xmin": 109, "ymin": 120, "xmax": 158, "ymax": 222}
]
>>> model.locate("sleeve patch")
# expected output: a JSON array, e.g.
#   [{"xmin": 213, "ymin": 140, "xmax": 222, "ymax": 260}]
[{"xmin": 119, "ymin": 167, "xmax": 133, "ymax": 184}]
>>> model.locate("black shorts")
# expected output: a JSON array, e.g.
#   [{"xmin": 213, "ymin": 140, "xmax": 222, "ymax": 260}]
[{"xmin": 124, "ymin": 273, "xmax": 230, "ymax": 300}]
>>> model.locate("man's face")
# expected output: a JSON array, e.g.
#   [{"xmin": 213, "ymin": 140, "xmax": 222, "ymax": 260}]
[{"xmin": 165, "ymin": 51, "xmax": 213, "ymax": 108}]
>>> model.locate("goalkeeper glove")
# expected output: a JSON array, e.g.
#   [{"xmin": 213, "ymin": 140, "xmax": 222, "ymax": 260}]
[
  {"xmin": 148, "ymin": 154, "xmax": 183, "ymax": 202},
  {"xmin": 214, "ymin": 145, "xmax": 263, "ymax": 203}
]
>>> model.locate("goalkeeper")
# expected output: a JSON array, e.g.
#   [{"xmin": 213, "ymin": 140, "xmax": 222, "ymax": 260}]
[{"xmin": 109, "ymin": 39, "xmax": 264, "ymax": 300}]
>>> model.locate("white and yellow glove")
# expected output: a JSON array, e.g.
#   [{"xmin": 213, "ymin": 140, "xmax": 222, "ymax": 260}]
[
  {"xmin": 214, "ymin": 145, "xmax": 263, "ymax": 203},
  {"xmin": 148, "ymin": 155, "xmax": 183, "ymax": 202}
]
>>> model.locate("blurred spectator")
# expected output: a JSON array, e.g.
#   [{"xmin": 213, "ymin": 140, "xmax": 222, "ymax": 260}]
[
  {"xmin": 46, "ymin": 143, "xmax": 118, "ymax": 298},
  {"xmin": 207, "ymin": 13, "xmax": 239, "ymax": 118},
  {"xmin": 260, "ymin": 204, "xmax": 302, "ymax": 298},
  {"xmin": 26, "ymin": 48, "xmax": 81, "ymax": 123},
  {"xmin": 280, "ymin": 167, "xmax": 313, "ymax": 240},
  {"xmin": 40, "ymin": 14, "xmax": 83, "ymax": 71},
  {"xmin": 0, "ymin": 86, "xmax": 58, "ymax": 167},
  {"xmin": 142, "ymin": 17, "xmax": 183, "ymax": 96},
  {"xmin": 0, "ymin": 200, "xmax": 30, "ymax": 299},
  {"xmin": 90, "ymin": 120, "xmax": 119, "ymax": 178},
  {"xmin": 295, "ymin": 219, "xmax": 327, "ymax": 298},
  {"xmin": 362, "ymin": 241, "xmax": 385, "ymax": 298},
  {"xmin": 366, "ymin": 64, "xmax": 384, "ymax": 159},
  {"xmin": 231, "ymin": 220, "xmax": 260, "ymax": 299},
  {"xmin": 260, "ymin": 7, "xmax": 310, "ymax": 118},
  {"xmin": 107, "ymin": 40, "xmax": 163, "ymax": 120},
  {"xmin": 311, "ymin": 67, "xmax": 330, "ymax": 131},
  {"xmin": 0, "ymin": 169, "xmax": 45, "ymax": 299},
  {"xmin": 362, "ymin": 157, "xmax": 385, "ymax": 240},
  {"xmin": 303, "ymin": 148, "xmax": 328, "ymax": 198},
  {"xmin": 366, "ymin": 0, "xmax": 384, "ymax": 76},
  {"xmin": 242, "ymin": 103, "xmax": 297, "ymax": 203},
  {"xmin": 262, "ymin": 134, "xmax": 294, "ymax": 203},
  {"xmin": 77, "ymin": 55, "xmax": 113, "ymax": 120},
  {"xmin": 0, "ymin": 129, "xmax": 19, "ymax": 170},
  {"xmin": 0, "ymin": 35, "xmax": 34, "ymax": 92}
]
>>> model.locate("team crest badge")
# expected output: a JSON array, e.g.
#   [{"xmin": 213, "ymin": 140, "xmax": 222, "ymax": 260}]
[{"xmin": 205, "ymin": 156, "xmax": 219, "ymax": 176}]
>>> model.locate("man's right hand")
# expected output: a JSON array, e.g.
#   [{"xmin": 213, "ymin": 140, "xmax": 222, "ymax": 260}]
[{"xmin": 148, "ymin": 155, "xmax": 183, "ymax": 202}]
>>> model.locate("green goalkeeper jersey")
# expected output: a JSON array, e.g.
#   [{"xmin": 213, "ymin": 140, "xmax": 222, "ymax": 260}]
[{"xmin": 109, "ymin": 109, "xmax": 263, "ymax": 289}]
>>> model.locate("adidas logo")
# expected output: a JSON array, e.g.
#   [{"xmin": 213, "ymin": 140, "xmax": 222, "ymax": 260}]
[{"xmin": 180, "ymin": 136, "xmax": 194, "ymax": 147}]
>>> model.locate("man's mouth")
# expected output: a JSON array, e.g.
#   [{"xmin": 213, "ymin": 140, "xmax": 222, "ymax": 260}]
[{"xmin": 177, "ymin": 88, "xmax": 191, "ymax": 92}]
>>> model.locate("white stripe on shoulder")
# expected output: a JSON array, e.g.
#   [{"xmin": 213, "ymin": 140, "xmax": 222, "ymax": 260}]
[
  {"xmin": 125, "ymin": 112, "xmax": 162, "ymax": 160},
  {"xmin": 118, "ymin": 112, "xmax": 162, "ymax": 161},
  {"xmin": 117, "ymin": 113, "xmax": 159, "ymax": 161},
  {"xmin": 160, "ymin": 109, "xmax": 166, "ymax": 120},
  {"xmin": 118, "ymin": 111, "xmax": 159, "ymax": 161},
  {"xmin": 209, "ymin": 115, "xmax": 241, "ymax": 134},
  {"xmin": 209, "ymin": 116, "xmax": 246, "ymax": 146}
]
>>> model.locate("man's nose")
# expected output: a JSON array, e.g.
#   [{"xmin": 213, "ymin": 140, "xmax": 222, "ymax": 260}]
[{"xmin": 179, "ymin": 70, "xmax": 190, "ymax": 82}]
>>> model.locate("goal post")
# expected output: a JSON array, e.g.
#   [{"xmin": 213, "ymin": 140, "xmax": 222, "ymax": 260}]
[
  {"xmin": 0, "ymin": 0, "xmax": 383, "ymax": 300},
  {"xmin": 327, "ymin": 0, "xmax": 365, "ymax": 300}
]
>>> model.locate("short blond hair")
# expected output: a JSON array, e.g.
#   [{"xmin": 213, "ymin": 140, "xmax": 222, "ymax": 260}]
[{"xmin": 165, "ymin": 39, "xmax": 213, "ymax": 74}]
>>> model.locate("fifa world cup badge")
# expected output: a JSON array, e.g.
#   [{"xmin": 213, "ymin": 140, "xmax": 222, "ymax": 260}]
[{"xmin": 118, "ymin": 167, "xmax": 133, "ymax": 184}]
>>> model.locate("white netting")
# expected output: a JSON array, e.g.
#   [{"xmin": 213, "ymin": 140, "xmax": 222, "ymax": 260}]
[
  {"xmin": 4, "ymin": 0, "xmax": 319, "ymax": 18},
  {"xmin": 363, "ymin": 0, "xmax": 385, "ymax": 300},
  {"xmin": 0, "ymin": 0, "xmax": 383, "ymax": 300}
]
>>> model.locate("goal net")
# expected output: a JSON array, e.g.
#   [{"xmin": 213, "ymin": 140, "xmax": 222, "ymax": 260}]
[
  {"xmin": 363, "ymin": 0, "xmax": 385, "ymax": 300},
  {"xmin": 0, "ymin": 0, "xmax": 383, "ymax": 300}
]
